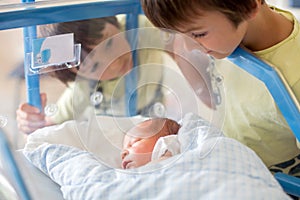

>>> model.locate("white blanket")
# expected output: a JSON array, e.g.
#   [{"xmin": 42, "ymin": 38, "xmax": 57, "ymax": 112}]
[{"xmin": 23, "ymin": 113, "xmax": 291, "ymax": 200}]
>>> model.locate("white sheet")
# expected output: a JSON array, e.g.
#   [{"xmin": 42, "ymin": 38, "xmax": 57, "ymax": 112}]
[{"xmin": 23, "ymin": 113, "xmax": 291, "ymax": 200}]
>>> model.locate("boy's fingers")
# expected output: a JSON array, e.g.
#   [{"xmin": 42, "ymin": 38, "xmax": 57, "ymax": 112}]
[
  {"xmin": 18, "ymin": 123, "xmax": 43, "ymax": 135},
  {"xmin": 16, "ymin": 106, "xmax": 45, "ymax": 123},
  {"xmin": 18, "ymin": 103, "xmax": 41, "ymax": 114},
  {"xmin": 40, "ymin": 93, "xmax": 47, "ymax": 109},
  {"xmin": 17, "ymin": 110, "xmax": 45, "ymax": 122},
  {"xmin": 16, "ymin": 98, "xmax": 48, "ymax": 134},
  {"xmin": 17, "ymin": 115, "xmax": 46, "ymax": 134},
  {"xmin": 18, "ymin": 119, "xmax": 46, "ymax": 128}
]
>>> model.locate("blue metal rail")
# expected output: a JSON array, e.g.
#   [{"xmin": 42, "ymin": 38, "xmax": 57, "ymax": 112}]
[{"xmin": 0, "ymin": 0, "xmax": 142, "ymax": 30}]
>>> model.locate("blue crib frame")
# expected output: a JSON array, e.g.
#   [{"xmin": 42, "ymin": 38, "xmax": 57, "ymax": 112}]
[{"xmin": 0, "ymin": 0, "xmax": 142, "ymax": 199}]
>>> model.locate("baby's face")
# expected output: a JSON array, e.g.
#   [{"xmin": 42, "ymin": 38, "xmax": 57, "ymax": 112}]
[
  {"xmin": 121, "ymin": 118, "xmax": 177, "ymax": 169},
  {"xmin": 121, "ymin": 133, "xmax": 159, "ymax": 169}
]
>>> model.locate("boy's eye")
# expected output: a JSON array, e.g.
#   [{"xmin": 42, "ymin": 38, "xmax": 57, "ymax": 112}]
[
  {"xmin": 191, "ymin": 32, "xmax": 207, "ymax": 38},
  {"xmin": 105, "ymin": 38, "xmax": 113, "ymax": 49},
  {"xmin": 90, "ymin": 62, "xmax": 99, "ymax": 73}
]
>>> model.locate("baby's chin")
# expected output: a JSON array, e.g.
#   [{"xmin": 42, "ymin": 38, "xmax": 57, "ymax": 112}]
[
  {"xmin": 124, "ymin": 161, "xmax": 148, "ymax": 169},
  {"xmin": 122, "ymin": 160, "xmax": 136, "ymax": 169},
  {"xmin": 126, "ymin": 164, "xmax": 136, "ymax": 169}
]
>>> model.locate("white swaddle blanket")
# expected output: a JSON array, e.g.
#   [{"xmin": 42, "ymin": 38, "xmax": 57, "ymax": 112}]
[
  {"xmin": 151, "ymin": 135, "xmax": 180, "ymax": 161},
  {"xmin": 23, "ymin": 113, "xmax": 291, "ymax": 200},
  {"xmin": 151, "ymin": 113, "xmax": 217, "ymax": 161}
]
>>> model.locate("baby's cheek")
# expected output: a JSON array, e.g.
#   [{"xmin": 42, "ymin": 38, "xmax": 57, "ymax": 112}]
[
  {"xmin": 130, "ymin": 145, "xmax": 151, "ymax": 154},
  {"xmin": 131, "ymin": 141, "xmax": 156, "ymax": 154},
  {"xmin": 131, "ymin": 152, "xmax": 153, "ymax": 168}
]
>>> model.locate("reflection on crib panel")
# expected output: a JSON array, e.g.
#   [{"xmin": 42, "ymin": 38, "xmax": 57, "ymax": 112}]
[{"xmin": 162, "ymin": 53, "xmax": 214, "ymax": 122}]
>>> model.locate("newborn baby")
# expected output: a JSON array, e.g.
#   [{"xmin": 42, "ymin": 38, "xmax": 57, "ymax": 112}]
[{"xmin": 121, "ymin": 118, "xmax": 181, "ymax": 169}]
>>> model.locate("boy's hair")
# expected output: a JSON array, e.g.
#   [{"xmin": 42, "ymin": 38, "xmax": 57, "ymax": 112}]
[
  {"xmin": 141, "ymin": 0, "xmax": 265, "ymax": 30},
  {"xmin": 38, "ymin": 17, "xmax": 119, "ymax": 85}
]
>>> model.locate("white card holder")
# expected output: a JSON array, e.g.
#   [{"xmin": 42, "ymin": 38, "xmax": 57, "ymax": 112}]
[{"xmin": 25, "ymin": 33, "xmax": 81, "ymax": 75}]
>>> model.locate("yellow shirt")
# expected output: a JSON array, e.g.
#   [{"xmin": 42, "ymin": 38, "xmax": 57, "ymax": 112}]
[
  {"xmin": 255, "ymin": 7, "xmax": 300, "ymax": 102},
  {"xmin": 216, "ymin": 7, "xmax": 300, "ymax": 167}
]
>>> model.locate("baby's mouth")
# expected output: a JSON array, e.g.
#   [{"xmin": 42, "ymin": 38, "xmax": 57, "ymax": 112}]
[{"xmin": 122, "ymin": 160, "xmax": 131, "ymax": 169}]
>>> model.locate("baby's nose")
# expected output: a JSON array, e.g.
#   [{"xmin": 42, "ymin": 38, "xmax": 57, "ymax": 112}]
[{"xmin": 121, "ymin": 149, "xmax": 129, "ymax": 160}]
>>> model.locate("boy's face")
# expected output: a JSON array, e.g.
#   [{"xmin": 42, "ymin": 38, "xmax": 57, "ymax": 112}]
[
  {"xmin": 121, "ymin": 119, "xmax": 169, "ymax": 169},
  {"xmin": 177, "ymin": 10, "xmax": 248, "ymax": 59},
  {"xmin": 75, "ymin": 23, "xmax": 133, "ymax": 80}
]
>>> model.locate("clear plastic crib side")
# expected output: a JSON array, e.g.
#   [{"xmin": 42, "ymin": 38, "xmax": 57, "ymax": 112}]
[{"xmin": 228, "ymin": 46, "xmax": 300, "ymax": 197}]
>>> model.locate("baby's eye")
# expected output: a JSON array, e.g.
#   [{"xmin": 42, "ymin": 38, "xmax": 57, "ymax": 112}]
[
  {"xmin": 191, "ymin": 32, "xmax": 207, "ymax": 38},
  {"xmin": 131, "ymin": 138, "xmax": 142, "ymax": 144}
]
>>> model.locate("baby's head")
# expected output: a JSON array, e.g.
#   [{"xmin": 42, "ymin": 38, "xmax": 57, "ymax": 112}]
[{"xmin": 121, "ymin": 118, "xmax": 180, "ymax": 169}]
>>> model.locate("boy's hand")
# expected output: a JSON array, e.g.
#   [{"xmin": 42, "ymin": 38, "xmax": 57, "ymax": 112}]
[{"xmin": 16, "ymin": 93, "xmax": 51, "ymax": 134}]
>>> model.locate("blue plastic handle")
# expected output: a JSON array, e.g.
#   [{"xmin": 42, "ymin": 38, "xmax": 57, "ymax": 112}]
[{"xmin": 274, "ymin": 172, "xmax": 300, "ymax": 197}]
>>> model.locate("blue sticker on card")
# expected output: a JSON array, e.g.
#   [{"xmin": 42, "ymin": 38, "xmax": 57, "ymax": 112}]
[{"xmin": 32, "ymin": 33, "xmax": 74, "ymax": 69}]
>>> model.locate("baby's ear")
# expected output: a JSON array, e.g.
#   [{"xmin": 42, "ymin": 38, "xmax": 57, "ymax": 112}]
[{"xmin": 167, "ymin": 120, "xmax": 180, "ymax": 135}]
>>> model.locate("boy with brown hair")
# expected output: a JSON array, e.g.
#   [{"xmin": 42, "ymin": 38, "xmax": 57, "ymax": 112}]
[{"xmin": 140, "ymin": 0, "xmax": 300, "ymax": 175}]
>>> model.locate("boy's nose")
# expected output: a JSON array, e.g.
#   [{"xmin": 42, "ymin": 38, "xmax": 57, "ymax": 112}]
[
  {"xmin": 184, "ymin": 39, "xmax": 206, "ymax": 53},
  {"xmin": 121, "ymin": 149, "xmax": 129, "ymax": 160},
  {"xmin": 175, "ymin": 33, "xmax": 206, "ymax": 53}
]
